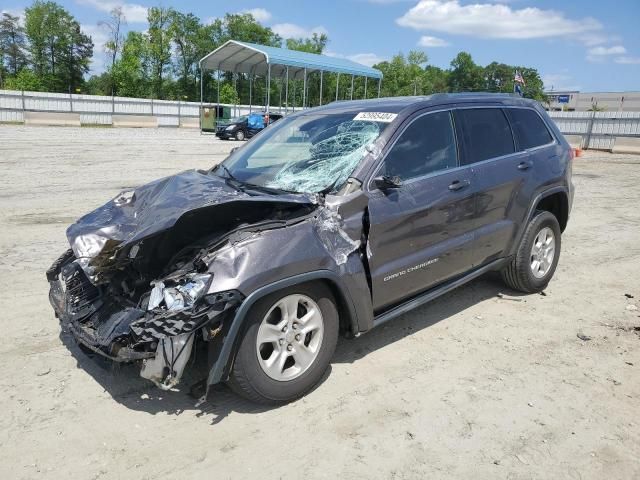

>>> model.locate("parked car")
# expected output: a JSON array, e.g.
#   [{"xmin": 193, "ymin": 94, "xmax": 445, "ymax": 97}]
[
  {"xmin": 216, "ymin": 112, "xmax": 283, "ymax": 141},
  {"xmin": 48, "ymin": 94, "xmax": 573, "ymax": 404}
]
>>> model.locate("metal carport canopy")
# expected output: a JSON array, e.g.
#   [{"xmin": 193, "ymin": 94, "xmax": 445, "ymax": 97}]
[{"xmin": 199, "ymin": 40, "xmax": 383, "ymax": 79}]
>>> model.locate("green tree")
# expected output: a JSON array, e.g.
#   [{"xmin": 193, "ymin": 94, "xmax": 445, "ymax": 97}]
[
  {"xmin": 423, "ymin": 65, "xmax": 448, "ymax": 93},
  {"xmin": 147, "ymin": 6, "xmax": 173, "ymax": 98},
  {"xmin": 448, "ymin": 51, "xmax": 484, "ymax": 92},
  {"xmin": 213, "ymin": 13, "xmax": 281, "ymax": 47},
  {"xmin": 99, "ymin": 6, "xmax": 126, "ymax": 95},
  {"xmin": 0, "ymin": 13, "xmax": 29, "ymax": 79},
  {"xmin": 286, "ymin": 33, "xmax": 328, "ymax": 54},
  {"xmin": 219, "ymin": 82, "xmax": 239, "ymax": 104},
  {"xmin": 5, "ymin": 68, "xmax": 43, "ymax": 90},
  {"xmin": 24, "ymin": 1, "xmax": 92, "ymax": 92},
  {"xmin": 111, "ymin": 31, "xmax": 150, "ymax": 97},
  {"xmin": 169, "ymin": 11, "xmax": 202, "ymax": 100},
  {"xmin": 62, "ymin": 21, "xmax": 93, "ymax": 92}
]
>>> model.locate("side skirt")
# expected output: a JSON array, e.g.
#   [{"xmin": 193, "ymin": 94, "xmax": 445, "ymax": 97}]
[{"xmin": 372, "ymin": 258, "xmax": 509, "ymax": 329}]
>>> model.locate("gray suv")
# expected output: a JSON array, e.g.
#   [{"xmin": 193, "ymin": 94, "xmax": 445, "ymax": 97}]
[{"xmin": 47, "ymin": 94, "xmax": 573, "ymax": 404}]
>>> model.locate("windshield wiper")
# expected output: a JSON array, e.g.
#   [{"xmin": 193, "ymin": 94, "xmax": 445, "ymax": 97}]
[
  {"xmin": 213, "ymin": 163, "xmax": 245, "ymax": 192},
  {"xmin": 215, "ymin": 163, "xmax": 238, "ymax": 182}
]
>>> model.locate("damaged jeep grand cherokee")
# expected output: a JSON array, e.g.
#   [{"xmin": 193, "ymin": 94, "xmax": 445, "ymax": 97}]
[{"xmin": 48, "ymin": 94, "xmax": 573, "ymax": 404}]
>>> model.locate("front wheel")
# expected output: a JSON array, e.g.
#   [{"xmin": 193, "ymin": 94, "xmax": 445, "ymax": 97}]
[
  {"xmin": 234, "ymin": 130, "xmax": 245, "ymax": 141},
  {"xmin": 227, "ymin": 282, "xmax": 339, "ymax": 404},
  {"xmin": 501, "ymin": 210, "xmax": 562, "ymax": 293}
]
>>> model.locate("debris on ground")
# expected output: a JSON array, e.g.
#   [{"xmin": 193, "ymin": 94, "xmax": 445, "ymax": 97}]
[
  {"xmin": 36, "ymin": 368, "xmax": 51, "ymax": 376},
  {"xmin": 625, "ymin": 293, "xmax": 634, "ymax": 299},
  {"xmin": 625, "ymin": 304, "xmax": 638, "ymax": 311},
  {"xmin": 608, "ymin": 378, "xmax": 622, "ymax": 386},
  {"xmin": 577, "ymin": 333, "xmax": 592, "ymax": 341},
  {"xmin": 497, "ymin": 293, "xmax": 523, "ymax": 302},
  {"xmin": 540, "ymin": 291, "xmax": 547, "ymax": 296}
]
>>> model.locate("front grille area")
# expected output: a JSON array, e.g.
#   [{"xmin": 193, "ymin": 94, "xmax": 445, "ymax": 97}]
[{"xmin": 61, "ymin": 263, "xmax": 101, "ymax": 318}]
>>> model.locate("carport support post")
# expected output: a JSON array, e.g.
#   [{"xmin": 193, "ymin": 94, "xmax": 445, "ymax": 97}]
[
  {"xmin": 285, "ymin": 66, "xmax": 289, "ymax": 115},
  {"xmin": 303, "ymin": 68, "xmax": 307, "ymax": 109},
  {"xmin": 377, "ymin": 78, "xmax": 382, "ymax": 98},
  {"xmin": 364, "ymin": 77, "xmax": 368, "ymax": 99},
  {"xmin": 266, "ymin": 64, "xmax": 271, "ymax": 114},
  {"xmin": 216, "ymin": 68, "xmax": 221, "ymax": 117},
  {"xmin": 319, "ymin": 71, "xmax": 323, "ymax": 106},
  {"xmin": 199, "ymin": 68, "xmax": 203, "ymax": 132},
  {"xmin": 336, "ymin": 72, "xmax": 340, "ymax": 101},
  {"xmin": 249, "ymin": 74, "xmax": 253, "ymax": 114},
  {"xmin": 233, "ymin": 72, "xmax": 238, "ymax": 117},
  {"xmin": 350, "ymin": 75, "xmax": 354, "ymax": 100}
]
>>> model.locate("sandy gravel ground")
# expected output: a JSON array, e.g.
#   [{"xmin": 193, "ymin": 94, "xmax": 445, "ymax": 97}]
[{"xmin": 0, "ymin": 125, "xmax": 638, "ymax": 480}]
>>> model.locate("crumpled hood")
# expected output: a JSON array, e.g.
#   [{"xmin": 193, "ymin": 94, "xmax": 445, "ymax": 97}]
[{"xmin": 66, "ymin": 169, "xmax": 316, "ymax": 271}]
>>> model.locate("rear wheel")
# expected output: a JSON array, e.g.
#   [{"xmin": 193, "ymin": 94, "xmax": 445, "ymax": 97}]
[
  {"xmin": 501, "ymin": 210, "xmax": 561, "ymax": 293},
  {"xmin": 227, "ymin": 282, "xmax": 338, "ymax": 404}
]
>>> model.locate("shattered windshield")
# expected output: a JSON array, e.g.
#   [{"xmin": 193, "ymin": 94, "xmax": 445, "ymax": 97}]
[{"xmin": 217, "ymin": 113, "xmax": 391, "ymax": 193}]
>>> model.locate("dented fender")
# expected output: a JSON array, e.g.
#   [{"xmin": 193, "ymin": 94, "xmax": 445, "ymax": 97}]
[{"xmin": 206, "ymin": 269, "xmax": 367, "ymax": 387}]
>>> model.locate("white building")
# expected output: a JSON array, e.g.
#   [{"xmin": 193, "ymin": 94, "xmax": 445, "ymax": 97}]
[{"xmin": 545, "ymin": 91, "xmax": 640, "ymax": 112}]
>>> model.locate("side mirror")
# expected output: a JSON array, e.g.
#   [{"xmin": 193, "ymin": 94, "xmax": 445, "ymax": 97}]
[{"xmin": 373, "ymin": 175, "xmax": 402, "ymax": 190}]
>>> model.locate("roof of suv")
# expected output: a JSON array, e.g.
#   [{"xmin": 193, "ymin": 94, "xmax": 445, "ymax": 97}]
[{"xmin": 306, "ymin": 93, "xmax": 540, "ymax": 116}]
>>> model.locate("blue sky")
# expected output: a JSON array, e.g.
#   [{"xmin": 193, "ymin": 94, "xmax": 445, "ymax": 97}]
[{"xmin": 2, "ymin": 0, "xmax": 639, "ymax": 92}]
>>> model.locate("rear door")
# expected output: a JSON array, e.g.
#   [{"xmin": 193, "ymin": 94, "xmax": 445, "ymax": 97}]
[
  {"xmin": 366, "ymin": 110, "xmax": 476, "ymax": 311},
  {"xmin": 454, "ymin": 107, "xmax": 554, "ymax": 267}
]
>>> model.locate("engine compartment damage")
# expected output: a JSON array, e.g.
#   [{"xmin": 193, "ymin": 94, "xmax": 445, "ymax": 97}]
[{"xmin": 48, "ymin": 168, "xmax": 366, "ymax": 392}]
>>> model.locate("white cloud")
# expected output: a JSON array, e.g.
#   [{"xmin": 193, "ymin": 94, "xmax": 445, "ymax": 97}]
[
  {"xmin": 417, "ymin": 35, "xmax": 450, "ymax": 47},
  {"xmin": 326, "ymin": 51, "xmax": 385, "ymax": 67},
  {"xmin": 272, "ymin": 23, "xmax": 328, "ymax": 39},
  {"xmin": 586, "ymin": 45, "xmax": 627, "ymax": 63},
  {"xmin": 542, "ymin": 73, "xmax": 581, "ymax": 92},
  {"xmin": 397, "ymin": 0, "xmax": 602, "ymax": 40},
  {"xmin": 614, "ymin": 56, "xmax": 640, "ymax": 65},
  {"xmin": 238, "ymin": 8, "xmax": 272, "ymax": 23},
  {"xmin": 76, "ymin": 0, "xmax": 148, "ymax": 24},
  {"xmin": 587, "ymin": 45, "xmax": 626, "ymax": 56}
]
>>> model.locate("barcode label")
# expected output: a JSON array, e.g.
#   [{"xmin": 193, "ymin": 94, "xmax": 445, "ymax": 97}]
[{"xmin": 353, "ymin": 112, "xmax": 398, "ymax": 123}]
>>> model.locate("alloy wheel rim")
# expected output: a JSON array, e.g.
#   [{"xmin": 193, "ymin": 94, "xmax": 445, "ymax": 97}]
[
  {"xmin": 530, "ymin": 227, "xmax": 555, "ymax": 279},
  {"xmin": 256, "ymin": 294, "xmax": 324, "ymax": 381}
]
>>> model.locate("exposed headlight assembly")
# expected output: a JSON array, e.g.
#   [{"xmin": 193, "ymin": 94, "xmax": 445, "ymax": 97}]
[
  {"xmin": 147, "ymin": 273, "xmax": 212, "ymax": 312},
  {"xmin": 225, "ymin": 125, "xmax": 235, "ymax": 131}
]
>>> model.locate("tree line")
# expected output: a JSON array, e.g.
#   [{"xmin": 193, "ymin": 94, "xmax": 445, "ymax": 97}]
[{"xmin": 0, "ymin": 1, "xmax": 546, "ymax": 105}]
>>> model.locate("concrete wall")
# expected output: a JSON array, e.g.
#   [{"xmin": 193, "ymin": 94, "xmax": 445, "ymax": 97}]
[
  {"xmin": 0, "ymin": 89, "xmax": 266, "ymax": 128},
  {"xmin": 546, "ymin": 91, "xmax": 640, "ymax": 112},
  {"xmin": 548, "ymin": 111, "xmax": 640, "ymax": 151}
]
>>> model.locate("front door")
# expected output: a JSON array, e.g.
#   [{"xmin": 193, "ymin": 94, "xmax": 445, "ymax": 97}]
[{"xmin": 366, "ymin": 110, "xmax": 477, "ymax": 312}]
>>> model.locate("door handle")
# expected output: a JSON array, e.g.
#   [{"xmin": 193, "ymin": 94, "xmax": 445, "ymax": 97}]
[
  {"xmin": 517, "ymin": 161, "xmax": 533, "ymax": 171},
  {"xmin": 448, "ymin": 179, "xmax": 470, "ymax": 191}
]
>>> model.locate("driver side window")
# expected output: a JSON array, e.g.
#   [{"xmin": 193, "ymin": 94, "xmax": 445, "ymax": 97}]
[{"xmin": 381, "ymin": 111, "xmax": 458, "ymax": 181}]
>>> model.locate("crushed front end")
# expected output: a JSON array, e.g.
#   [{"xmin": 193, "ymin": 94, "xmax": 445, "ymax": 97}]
[
  {"xmin": 47, "ymin": 248, "xmax": 242, "ymax": 390},
  {"xmin": 46, "ymin": 169, "xmax": 318, "ymax": 391}
]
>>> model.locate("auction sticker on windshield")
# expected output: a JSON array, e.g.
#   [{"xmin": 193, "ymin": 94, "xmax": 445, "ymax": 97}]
[{"xmin": 354, "ymin": 112, "xmax": 398, "ymax": 123}]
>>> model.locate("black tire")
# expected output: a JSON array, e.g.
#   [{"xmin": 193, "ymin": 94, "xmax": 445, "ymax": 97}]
[
  {"xmin": 501, "ymin": 210, "xmax": 562, "ymax": 293},
  {"xmin": 227, "ymin": 282, "xmax": 339, "ymax": 405},
  {"xmin": 235, "ymin": 130, "xmax": 245, "ymax": 141}
]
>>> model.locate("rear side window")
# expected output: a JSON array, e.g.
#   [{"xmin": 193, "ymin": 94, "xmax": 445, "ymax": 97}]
[
  {"xmin": 506, "ymin": 108, "xmax": 554, "ymax": 150},
  {"xmin": 381, "ymin": 111, "xmax": 458, "ymax": 181},
  {"xmin": 454, "ymin": 108, "xmax": 515, "ymax": 164}
]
